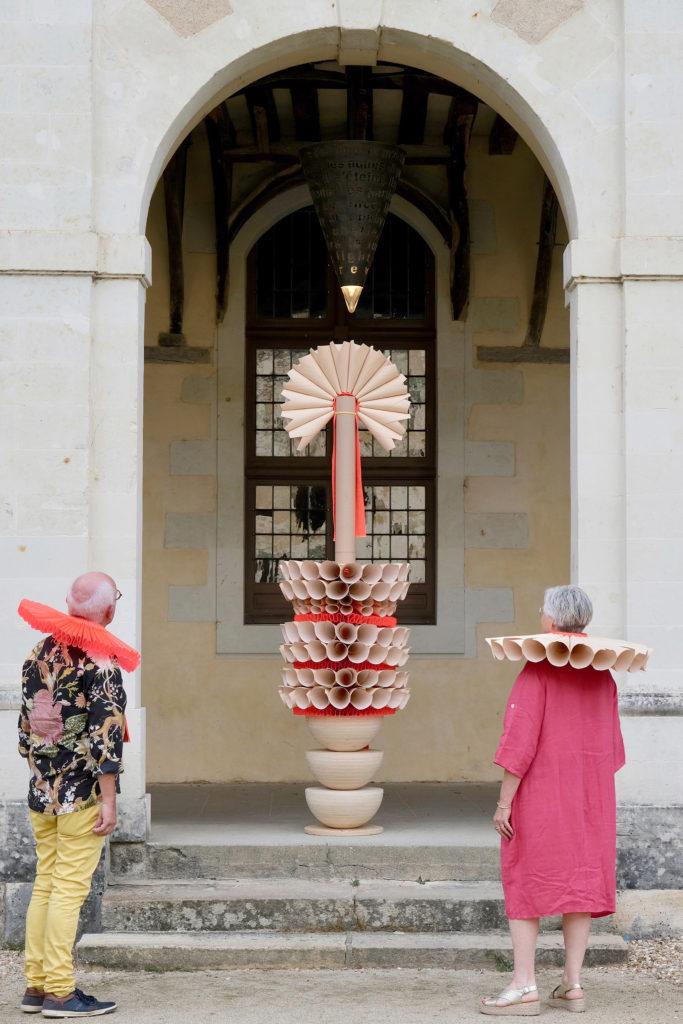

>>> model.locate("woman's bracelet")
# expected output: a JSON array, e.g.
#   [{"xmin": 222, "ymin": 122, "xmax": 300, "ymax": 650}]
[{"xmin": 496, "ymin": 801, "xmax": 511, "ymax": 810}]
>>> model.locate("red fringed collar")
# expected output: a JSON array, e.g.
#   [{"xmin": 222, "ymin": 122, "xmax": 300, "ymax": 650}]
[{"xmin": 18, "ymin": 599, "xmax": 140, "ymax": 673}]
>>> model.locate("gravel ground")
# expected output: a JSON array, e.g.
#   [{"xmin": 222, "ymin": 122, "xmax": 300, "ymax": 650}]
[{"xmin": 0, "ymin": 942, "xmax": 680, "ymax": 1022}]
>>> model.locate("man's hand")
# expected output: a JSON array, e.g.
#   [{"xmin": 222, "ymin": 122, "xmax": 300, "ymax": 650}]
[
  {"xmin": 93, "ymin": 771, "xmax": 118, "ymax": 836},
  {"xmin": 93, "ymin": 800, "xmax": 117, "ymax": 836}
]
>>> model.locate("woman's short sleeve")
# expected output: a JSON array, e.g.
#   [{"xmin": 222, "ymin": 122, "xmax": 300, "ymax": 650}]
[{"xmin": 494, "ymin": 663, "xmax": 546, "ymax": 779}]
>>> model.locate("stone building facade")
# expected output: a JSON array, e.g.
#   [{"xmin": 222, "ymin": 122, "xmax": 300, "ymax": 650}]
[{"xmin": 1, "ymin": 0, "xmax": 681, "ymax": 938}]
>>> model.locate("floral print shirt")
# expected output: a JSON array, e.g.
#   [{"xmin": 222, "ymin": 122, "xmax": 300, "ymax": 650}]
[{"xmin": 18, "ymin": 636, "xmax": 127, "ymax": 816}]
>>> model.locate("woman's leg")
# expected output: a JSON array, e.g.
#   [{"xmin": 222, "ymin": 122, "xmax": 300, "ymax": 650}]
[
  {"xmin": 562, "ymin": 912, "xmax": 591, "ymax": 996},
  {"xmin": 509, "ymin": 917, "xmax": 540, "ymax": 991}
]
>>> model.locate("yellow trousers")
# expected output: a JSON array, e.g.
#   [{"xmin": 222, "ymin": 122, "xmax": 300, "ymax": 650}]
[{"xmin": 25, "ymin": 804, "xmax": 104, "ymax": 997}]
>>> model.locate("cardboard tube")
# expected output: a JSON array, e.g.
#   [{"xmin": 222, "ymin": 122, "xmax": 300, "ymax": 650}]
[
  {"xmin": 389, "ymin": 582, "xmax": 404, "ymax": 601},
  {"xmin": 377, "ymin": 670, "xmax": 396, "ymax": 688},
  {"xmin": 329, "ymin": 686, "xmax": 352, "ymax": 709},
  {"xmin": 334, "ymin": 394, "xmax": 357, "ymax": 565},
  {"xmin": 306, "ymin": 641, "xmax": 326, "ymax": 663},
  {"xmin": 337, "ymin": 668, "xmax": 357, "ymax": 688},
  {"xmin": 320, "ymin": 560, "xmax": 340, "ymax": 581},
  {"xmin": 398, "ymin": 691, "xmax": 410, "ymax": 709},
  {"xmin": 309, "ymin": 687, "xmax": 330, "ymax": 710},
  {"xmin": 362, "ymin": 563, "xmax": 383, "ymax": 584},
  {"xmin": 521, "ymin": 637, "xmax": 547, "ymax": 663},
  {"xmin": 324, "ymin": 640, "xmax": 347, "ymax": 662},
  {"xmin": 502, "ymin": 638, "xmax": 524, "ymax": 661},
  {"xmin": 279, "ymin": 562, "xmax": 291, "ymax": 581},
  {"xmin": 357, "ymin": 624, "xmax": 379, "ymax": 646},
  {"xmin": 280, "ymin": 644, "xmax": 295, "ymax": 664},
  {"xmin": 279, "ymin": 581, "xmax": 295, "ymax": 602},
  {"xmin": 368, "ymin": 644, "xmax": 386, "ymax": 665},
  {"xmin": 614, "ymin": 648, "xmax": 636, "ymax": 672},
  {"xmin": 388, "ymin": 689, "xmax": 403, "ymax": 709},
  {"xmin": 305, "ymin": 579, "xmax": 326, "ymax": 600},
  {"xmin": 370, "ymin": 581, "xmax": 391, "ymax": 602},
  {"xmin": 314, "ymin": 621, "xmax": 336, "ymax": 643},
  {"xmin": 313, "ymin": 668, "xmax": 336, "ymax": 688},
  {"xmin": 300, "ymin": 560, "xmax": 319, "ymax": 580},
  {"xmin": 296, "ymin": 668, "xmax": 315, "ymax": 688},
  {"xmin": 592, "ymin": 647, "xmax": 617, "ymax": 670},
  {"xmin": 382, "ymin": 563, "xmax": 400, "ymax": 583},
  {"xmin": 340, "ymin": 562, "xmax": 363, "ymax": 584},
  {"xmin": 568, "ymin": 642, "xmax": 593, "ymax": 669},
  {"xmin": 348, "ymin": 642, "xmax": 370, "ymax": 664},
  {"xmin": 371, "ymin": 688, "xmax": 391, "ymax": 709},
  {"xmin": 292, "ymin": 580, "xmax": 308, "ymax": 600},
  {"xmin": 384, "ymin": 647, "xmax": 401, "ymax": 667},
  {"xmin": 326, "ymin": 579, "xmax": 349, "ymax": 600},
  {"xmin": 293, "ymin": 688, "xmax": 310, "ymax": 709},
  {"xmin": 546, "ymin": 640, "xmax": 570, "ymax": 667},
  {"xmin": 357, "ymin": 669, "xmax": 378, "ymax": 688},
  {"xmin": 287, "ymin": 561, "xmax": 302, "ymax": 580},
  {"xmin": 282, "ymin": 669, "xmax": 297, "ymax": 687},
  {"xmin": 393, "ymin": 627, "xmax": 409, "ymax": 647},
  {"xmin": 630, "ymin": 651, "xmax": 648, "ymax": 672},
  {"xmin": 335, "ymin": 622, "xmax": 358, "ymax": 643},
  {"xmin": 350, "ymin": 688, "xmax": 373, "ymax": 710},
  {"xmin": 398, "ymin": 563, "xmax": 410, "ymax": 582},
  {"xmin": 395, "ymin": 670, "xmax": 409, "ymax": 688},
  {"xmin": 350, "ymin": 580, "xmax": 371, "ymax": 601},
  {"xmin": 291, "ymin": 642, "xmax": 308, "ymax": 662}
]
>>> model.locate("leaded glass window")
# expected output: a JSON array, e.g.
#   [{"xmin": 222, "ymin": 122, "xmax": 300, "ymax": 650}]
[{"xmin": 245, "ymin": 206, "xmax": 436, "ymax": 625}]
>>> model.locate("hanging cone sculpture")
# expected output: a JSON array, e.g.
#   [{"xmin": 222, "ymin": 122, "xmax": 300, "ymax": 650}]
[
  {"xmin": 300, "ymin": 141, "xmax": 406, "ymax": 313},
  {"xmin": 277, "ymin": 341, "xmax": 413, "ymax": 836}
]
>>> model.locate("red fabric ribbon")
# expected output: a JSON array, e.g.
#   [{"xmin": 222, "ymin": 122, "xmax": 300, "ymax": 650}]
[{"xmin": 332, "ymin": 394, "xmax": 366, "ymax": 540}]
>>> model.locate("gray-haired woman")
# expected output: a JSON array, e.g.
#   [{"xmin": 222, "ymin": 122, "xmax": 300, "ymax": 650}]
[{"xmin": 480, "ymin": 585, "xmax": 625, "ymax": 1015}]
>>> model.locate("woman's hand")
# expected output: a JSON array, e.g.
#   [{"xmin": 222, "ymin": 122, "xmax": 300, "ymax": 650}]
[{"xmin": 493, "ymin": 802, "xmax": 514, "ymax": 839}]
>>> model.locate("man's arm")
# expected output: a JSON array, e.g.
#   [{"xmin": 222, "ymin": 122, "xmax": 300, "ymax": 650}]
[
  {"xmin": 18, "ymin": 658, "xmax": 31, "ymax": 760},
  {"xmin": 87, "ymin": 663, "xmax": 127, "ymax": 837}
]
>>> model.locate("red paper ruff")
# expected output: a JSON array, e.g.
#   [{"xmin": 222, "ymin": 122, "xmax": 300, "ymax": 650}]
[
  {"xmin": 18, "ymin": 599, "xmax": 140, "ymax": 673},
  {"xmin": 294, "ymin": 612, "xmax": 397, "ymax": 627},
  {"xmin": 293, "ymin": 659, "xmax": 395, "ymax": 672},
  {"xmin": 293, "ymin": 706, "xmax": 396, "ymax": 718}
]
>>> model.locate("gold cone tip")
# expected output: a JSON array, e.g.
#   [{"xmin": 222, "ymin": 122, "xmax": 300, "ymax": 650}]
[{"xmin": 341, "ymin": 284, "xmax": 363, "ymax": 313}]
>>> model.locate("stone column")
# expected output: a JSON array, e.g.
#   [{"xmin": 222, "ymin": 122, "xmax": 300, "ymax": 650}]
[{"xmin": 566, "ymin": 240, "xmax": 683, "ymax": 890}]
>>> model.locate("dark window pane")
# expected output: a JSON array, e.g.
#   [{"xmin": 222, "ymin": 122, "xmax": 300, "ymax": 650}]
[
  {"xmin": 255, "ymin": 208, "xmax": 327, "ymax": 319},
  {"xmin": 354, "ymin": 214, "xmax": 428, "ymax": 320}
]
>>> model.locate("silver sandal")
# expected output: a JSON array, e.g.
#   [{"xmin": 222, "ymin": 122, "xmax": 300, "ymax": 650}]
[
  {"xmin": 480, "ymin": 984, "xmax": 540, "ymax": 1016},
  {"xmin": 549, "ymin": 983, "xmax": 586, "ymax": 1013}
]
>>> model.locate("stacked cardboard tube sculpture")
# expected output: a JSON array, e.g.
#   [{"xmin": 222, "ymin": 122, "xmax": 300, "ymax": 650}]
[{"xmin": 277, "ymin": 341, "xmax": 412, "ymax": 836}]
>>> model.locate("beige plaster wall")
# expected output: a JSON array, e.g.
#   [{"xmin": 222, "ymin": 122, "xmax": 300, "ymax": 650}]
[{"xmin": 142, "ymin": 129, "xmax": 569, "ymax": 784}]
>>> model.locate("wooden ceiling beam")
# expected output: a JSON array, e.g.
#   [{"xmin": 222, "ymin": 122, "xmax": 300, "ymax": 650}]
[
  {"xmin": 398, "ymin": 76, "xmax": 430, "ymax": 146},
  {"xmin": 245, "ymin": 86, "xmax": 281, "ymax": 151},
  {"xmin": 346, "ymin": 66, "xmax": 373, "ymax": 140},
  {"xmin": 444, "ymin": 96, "xmax": 477, "ymax": 321},
  {"xmin": 159, "ymin": 136, "xmax": 191, "ymax": 346},
  {"xmin": 290, "ymin": 82, "xmax": 321, "ymax": 142},
  {"xmin": 204, "ymin": 103, "xmax": 236, "ymax": 324},
  {"xmin": 489, "ymin": 114, "xmax": 518, "ymax": 155}
]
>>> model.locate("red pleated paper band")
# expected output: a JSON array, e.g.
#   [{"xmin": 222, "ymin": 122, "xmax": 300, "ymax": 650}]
[
  {"xmin": 293, "ymin": 706, "xmax": 396, "ymax": 718},
  {"xmin": 292, "ymin": 659, "xmax": 396, "ymax": 672},
  {"xmin": 294, "ymin": 612, "xmax": 397, "ymax": 627}
]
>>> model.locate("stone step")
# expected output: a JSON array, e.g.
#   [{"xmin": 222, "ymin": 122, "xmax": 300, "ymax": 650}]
[
  {"xmin": 101, "ymin": 879, "xmax": 506, "ymax": 934},
  {"xmin": 77, "ymin": 930, "xmax": 628, "ymax": 971},
  {"xmin": 109, "ymin": 841, "xmax": 500, "ymax": 882},
  {"xmin": 100, "ymin": 879, "xmax": 617, "ymax": 935}
]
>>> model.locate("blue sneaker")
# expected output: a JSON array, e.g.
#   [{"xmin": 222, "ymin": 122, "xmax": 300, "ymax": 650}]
[
  {"xmin": 20, "ymin": 988, "xmax": 44, "ymax": 1013},
  {"xmin": 41, "ymin": 989, "xmax": 116, "ymax": 1017}
]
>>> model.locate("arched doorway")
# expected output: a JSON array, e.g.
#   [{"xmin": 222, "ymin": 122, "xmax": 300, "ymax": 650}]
[{"xmin": 140, "ymin": 60, "xmax": 571, "ymax": 790}]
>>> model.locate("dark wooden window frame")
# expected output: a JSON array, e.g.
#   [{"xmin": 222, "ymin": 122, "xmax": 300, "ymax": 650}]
[{"xmin": 244, "ymin": 210, "xmax": 437, "ymax": 625}]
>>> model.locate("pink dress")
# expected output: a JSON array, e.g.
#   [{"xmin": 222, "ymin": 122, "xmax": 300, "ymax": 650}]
[{"xmin": 494, "ymin": 661, "xmax": 625, "ymax": 919}]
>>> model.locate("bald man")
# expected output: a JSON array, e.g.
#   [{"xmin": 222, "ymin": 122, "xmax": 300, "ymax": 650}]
[{"xmin": 18, "ymin": 573, "xmax": 126, "ymax": 1017}]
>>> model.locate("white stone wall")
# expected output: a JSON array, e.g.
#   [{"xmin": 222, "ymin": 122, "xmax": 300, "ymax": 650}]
[{"xmin": 0, "ymin": 0, "xmax": 681, "ymax": 819}]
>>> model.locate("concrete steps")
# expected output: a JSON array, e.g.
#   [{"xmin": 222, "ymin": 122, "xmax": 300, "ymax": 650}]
[
  {"xmin": 109, "ymin": 841, "xmax": 500, "ymax": 882},
  {"xmin": 101, "ymin": 879, "xmax": 508, "ymax": 934},
  {"xmin": 77, "ymin": 930, "xmax": 628, "ymax": 971}
]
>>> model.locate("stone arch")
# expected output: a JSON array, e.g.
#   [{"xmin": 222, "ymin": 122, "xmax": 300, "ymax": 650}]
[{"xmin": 100, "ymin": 7, "xmax": 618, "ymax": 242}]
